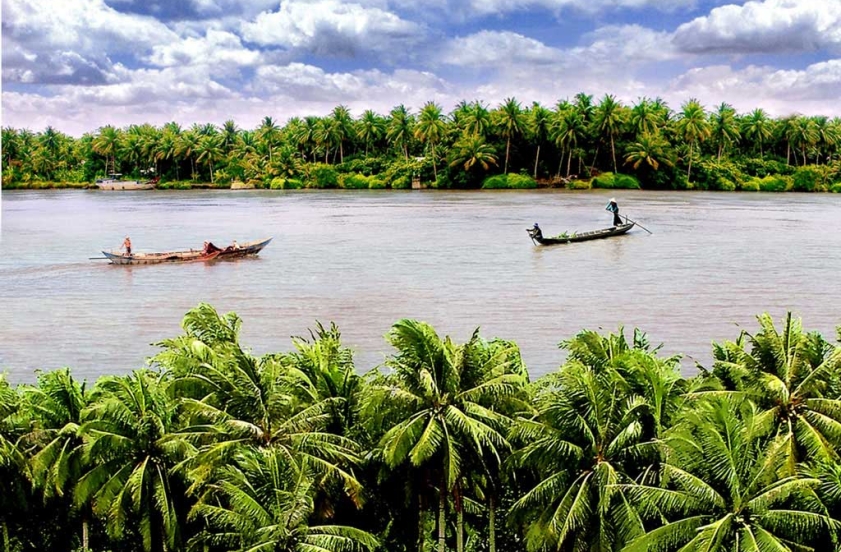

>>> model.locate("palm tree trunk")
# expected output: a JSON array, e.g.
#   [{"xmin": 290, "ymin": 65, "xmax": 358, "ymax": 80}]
[
  {"xmin": 533, "ymin": 144, "xmax": 541, "ymax": 179},
  {"xmin": 489, "ymin": 495, "xmax": 496, "ymax": 552},
  {"xmin": 567, "ymin": 149, "xmax": 573, "ymax": 177},
  {"xmin": 340, "ymin": 142, "xmax": 344, "ymax": 163},
  {"xmin": 802, "ymin": 148, "xmax": 806, "ymax": 166},
  {"xmin": 504, "ymin": 137, "xmax": 511, "ymax": 174},
  {"xmin": 3, "ymin": 521, "xmax": 10, "ymax": 552},
  {"xmin": 209, "ymin": 161, "xmax": 214, "ymax": 183},
  {"xmin": 457, "ymin": 506, "xmax": 464, "ymax": 552},
  {"xmin": 432, "ymin": 142, "xmax": 438, "ymax": 183},
  {"xmin": 759, "ymin": 141, "xmax": 763, "ymax": 158},
  {"xmin": 82, "ymin": 514, "xmax": 89, "ymax": 551},
  {"xmin": 611, "ymin": 135, "xmax": 617, "ymax": 173},
  {"xmin": 557, "ymin": 150, "xmax": 564, "ymax": 178},
  {"xmin": 438, "ymin": 475, "xmax": 446, "ymax": 552},
  {"xmin": 718, "ymin": 144, "xmax": 722, "ymax": 161},
  {"xmin": 190, "ymin": 157, "xmax": 196, "ymax": 180},
  {"xmin": 590, "ymin": 144, "xmax": 600, "ymax": 172},
  {"xmin": 687, "ymin": 142, "xmax": 694, "ymax": 182},
  {"xmin": 786, "ymin": 143, "xmax": 791, "ymax": 165}
]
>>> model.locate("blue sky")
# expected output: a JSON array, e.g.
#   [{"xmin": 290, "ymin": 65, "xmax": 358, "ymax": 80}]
[{"xmin": 2, "ymin": 0, "xmax": 840, "ymax": 135}]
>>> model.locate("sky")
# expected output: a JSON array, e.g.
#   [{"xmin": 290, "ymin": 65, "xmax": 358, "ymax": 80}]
[{"xmin": 2, "ymin": 0, "xmax": 841, "ymax": 136}]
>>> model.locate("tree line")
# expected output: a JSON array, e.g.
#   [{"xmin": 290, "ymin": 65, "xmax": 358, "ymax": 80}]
[
  {"xmin": 2, "ymin": 95, "xmax": 841, "ymax": 191},
  {"xmin": 2, "ymin": 305, "xmax": 841, "ymax": 552}
]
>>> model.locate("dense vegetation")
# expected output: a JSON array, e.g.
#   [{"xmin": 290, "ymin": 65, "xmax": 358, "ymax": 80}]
[
  {"xmin": 3, "ymin": 95, "xmax": 841, "ymax": 191},
  {"xmin": 2, "ymin": 305, "xmax": 841, "ymax": 552}
]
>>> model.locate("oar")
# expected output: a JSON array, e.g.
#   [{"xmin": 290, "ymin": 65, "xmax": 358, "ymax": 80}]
[
  {"xmin": 89, "ymin": 257, "xmax": 109, "ymax": 260},
  {"xmin": 623, "ymin": 215, "xmax": 653, "ymax": 235}
]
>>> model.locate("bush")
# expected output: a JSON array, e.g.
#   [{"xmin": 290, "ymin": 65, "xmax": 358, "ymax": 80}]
[
  {"xmin": 156, "ymin": 180, "xmax": 192, "ymax": 190},
  {"xmin": 368, "ymin": 176, "xmax": 386, "ymax": 189},
  {"xmin": 307, "ymin": 164, "xmax": 339, "ymax": 188},
  {"xmin": 741, "ymin": 157, "xmax": 794, "ymax": 177},
  {"xmin": 269, "ymin": 177, "xmax": 286, "ymax": 190},
  {"xmin": 592, "ymin": 172, "xmax": 641, "ymax": 190},
  {"xmin": 716, "ymin": 177, "xmax": 737, "ymax": 191},
  {"xmin": 830, "ymin": 182, "xmax": 841, "ymax": 193},
  {"xmin": 739, "ymin": 178, "xmax": 760, "ymax": 192},
  {"xmin": 391, "ymin": 176, "xmax": 410, "ymax": 189},
  {"xmin": 481, "ymin": 175, "xmax": 509, "ymax": 189},
  {"xmin": 566, "ymin": 179, "xmax": 591, "ymax": 190},
  {"xmin": 758, "ymin": 175, "xmax": 791, "ymax": 192},
  {"xmin": 507, "ymin": 173, "xmax": 537, "ymax": 189},
  {"xmin": 268, "ymin": 178, "xmax": 303, "ymax": 189},
  {"xmin": 791, "ymin": 165, "xmax": 825, "ymax": 192},
  {"xmin": 339, "ymin": 174, "xmax": 369, "ymax": 189}
]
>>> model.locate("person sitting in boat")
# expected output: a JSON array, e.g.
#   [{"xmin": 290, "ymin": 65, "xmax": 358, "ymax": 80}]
[
  {"xmin": 121, "ymin": 236, "xmax": 132, "ymax": 256},
  {"xmin": 529, "ymin": 223, "xmax": 543, "ymax": 239},
  {"xmin": 605, "ymin": 198, "xmax": 622, "ymax": 227},
  {"xmin": 202, "ymin": 241, "xmax": 222, "ymax": 255},
  {"xmin": 231, "ymin": 240, "xmax": 240, "ymax": 250}
]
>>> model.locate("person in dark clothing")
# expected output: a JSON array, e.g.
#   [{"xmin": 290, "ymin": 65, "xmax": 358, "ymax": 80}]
[
  {"xmin": 529, "ymin": 222, "xmax": 543, "ymax": 239},
  {"xmin": 606, "ymin": 198, "xmax": 622, "ymax": 226}
]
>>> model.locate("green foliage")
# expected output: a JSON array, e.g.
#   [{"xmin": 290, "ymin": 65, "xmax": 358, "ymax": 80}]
[
  {"xmin": 155, "ymin": 180, "xmax": 191, "ymax": 190},
  {"xmin": 831, "ymin": 182, "xmax": 841, "ymax": 193},
  {"xmin": 390, "ymin": 175, "xmax": 410, "ymax": 189},
  {"xmin": 591, "ymin": 172, "xmax": 641, "ymax": 189},
  {"xmin": 307, "ymin": 163, "xmax": 339, "ymax": 188},
  {"xmin": 693, "ymin": 159, "xmax": 744, "ymax": 191},
  {"xmin": 739, "ymin": 178, "xmax": 760, "ymax": 191},
  {"xmin": 481, "ymin": 174, "xmax": 508, "ymax": 189},
  {"xmin": 792, "ymin": 165, "xmax": 827, "ymax": 192},
  {"xmin": 340, "ymin": 173, "xmax": 370, "ymax": 189},
  {"xmin": 481, "ymin": 174, "xmax": 538, "ymax": 189},
  {"xmin": 758, "ymin": 174, "xmax": 792, "ymax": 192},
  {"xmin": 566, "ymin": 179, "xmax": 591, "ymax": 190}
]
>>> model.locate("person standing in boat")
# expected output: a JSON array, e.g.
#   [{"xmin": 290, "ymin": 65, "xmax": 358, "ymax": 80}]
[
  {"xmin": 121, "ymin": 236, "xmax": 132, "ymax": 256},
  {"xmin": 605, "ymin": 198, "xmax": 622, "ymax": 227}
]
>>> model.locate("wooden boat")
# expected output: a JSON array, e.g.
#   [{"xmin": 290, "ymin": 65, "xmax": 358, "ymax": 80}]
[
  {"xmin": 100, "ymin": 238, "xmax": 272, "ymax": 265},
  {"xmin": 95, "ymin": 174, "xmax": 159, "ymax": 190},
  {"xmin": 527, "ymin": 223, "xmax": 634, "ymax": 245}
]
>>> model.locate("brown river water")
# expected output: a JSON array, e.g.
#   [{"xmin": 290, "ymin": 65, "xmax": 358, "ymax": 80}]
[{"xmin": 1, "ymin": 189, "xmax": 839, "ymax": 383}]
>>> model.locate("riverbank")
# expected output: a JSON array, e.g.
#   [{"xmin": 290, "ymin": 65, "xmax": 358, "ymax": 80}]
[{"xmin": 4, "ymin": 169, "xmax": 841, "ymax": 192}]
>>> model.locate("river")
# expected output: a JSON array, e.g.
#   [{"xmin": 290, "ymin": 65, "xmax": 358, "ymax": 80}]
[{"xmin": 1, "ymin": 189, "xmax": 839, "ymax": 383}]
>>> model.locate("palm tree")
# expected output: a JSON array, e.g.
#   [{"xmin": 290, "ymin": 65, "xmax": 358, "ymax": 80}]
[
  {"xmin": 25, "ymin": 369, "xmax": 92, "ymax": 550},
  {"xmin": 387, "ymin": 105, "xmax": 413, "ymax": 160},
  {"xmin": 190, "ymin": 447, "xmax": 378, "ymax": 552},
  {"xmin": 740, "ymin": 109, "xmax": 773, "ymax": 157},
  {"xmin": 221, "ymin": 120, "xmax": 240, "ymax": 154},
  {"xmin": 528, "ymin": 102, "xmax": 552, "ymax": 179},
  {"xmin": 258, "ymin": 116, "xmax": 281, "ymax": 163},
  {"xmin": 624, "ymin": 398, "xmax": 838, "ymax": 552},
  {"xmin": 357, "ymin": 110, "xmax": 386, "ymax": 157},
  {"xmin": 75, "ymin": 371, "xmax": 189, "ymax": 552},
  {"xmin": 415, "ymin": 102, "xmax": 447, "ymax": 182},
  {"xmin": 462, "ymin": 101, "xmax": 491, "ymax": 138},
  {"xmin": 675, "ymin": 99, "xmax": 711, "ymax": 181},
  {"xmin": 710, "ymin": 102, "xmax": 740, "ymax": 160},
  {"xmin": 331, "ymin": 105, "xmax": 354, "ymax": 163},
  {"xmin": 511, "ymin": 332, "xmax": 675, "ymax": 552},
  {"xmin": 449, "ymin": 134, "xmax": 498, "ymax": 173},
  {"xmin": 593, "ymin": 94, "xmax": 626, "ymax": 173},
  {"xmin": 777, "ymin": 115, "xmax": 799, "ymax": 165},
  {"xmin": 195, "ymin": 134, "xmax": 224, "ymax": 182},
  {"xmin": 494, "ymin": 97, "xmax": 526, "ymax": 174},
  {"xmin": 552, "ymin": 107, "xmax": 586, "ymax": 178},
  {"xmin": 791, "ymin": 116, "xmax": 819, "ymax": 165},
  {"xmin": 630, "ymin": 98, "xmax": 663, "ymax": 138},
  {"xmin": 366, "ymin": 320, "xmax": 524, "ymax": 552},
  {"xmin": 711, "ymin": 313, "xmax": 841, "ymax": 467},
  {"xmin": 176, "ymin": 130, "xmax": 201, "ymax": 180},
  {"xmin": 92, "ymin": 125, "xmax": 121, "ymax": 176},
  {"xmin": 0, "ymin": 375, "xmax": 28, "ymax": 552},
  {"xmin": 625, "ymin": 133, "xmax": 674, "ymax": 171}
]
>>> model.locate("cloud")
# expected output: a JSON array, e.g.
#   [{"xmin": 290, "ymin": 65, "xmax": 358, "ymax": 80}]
[
  {"xmin": 441, "ymin": 31, "xmax": 563, "ymax": 66},
  {"xmin": 461, "ymin": 0, "xmax": 695, "ymax": 18},
  {"xmin": 668, "ymin": 59, "xmax": 841, "ymax": 116},
  {"xmin": 147, "ymin": 29, "xmax": 262, "ymax": 68},
  {"xmin": 241, "ymin": 0, "xmax": 426, "ymax": 59},
  {"xmin": 673, "ymin": 0, "xmax": 841, "ymax": 54}
]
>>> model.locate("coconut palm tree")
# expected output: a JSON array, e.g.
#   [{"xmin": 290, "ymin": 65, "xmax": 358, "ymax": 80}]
[
  {"xmin": 75, "ymin": 371, "xmax": 190, "ymax": 552},
  {"xmin": 190, "ymin": 447, "xmax": 378, "ymax": 552},
  {"xmin": 740, "ymin": 109, "xmax": 773, "ymax": 158},
  {"xmin": 366, "ymin": 320, "xmax": 523, "ymax": 552},
  {"xmin": 630, "ymin": 98, "xmax": 663, "ymax": 138},
  {"xmin": 195, "ymin": 134, "xmax": 224, "ymax": 182},
  {"xmin": 552, "ymin": 107, "xmax": 586, "ymax": 178},
  {"xmin": 0, "ymin": 376, "xmax": 28, "ymax": 552},
  {"xmin": 415, "ymin": 102, "xmax": 447, "ymax": 182},
  {"xmin": 528, "ymin": 102, "xmax": 552, "ymax": 179},
  {"xmin": 711, "ymin": 313, "xmax": 841, "ymax": 467},
  {"xmin": 176, "ymin": 130, "xmax": 201, "ymax": 180},
  {"xmin": 258, "ymin": 116, "xmax": 281, "ymax": 164},
  {"xmin": 357, "ymin": 110, "xmax": 386, "ymax": 157},
  {"xmin": 593, "ymin": 94, "xmax": 626, "ymax": 173},
  {"xmin": 25, "ymin": 369, "xmax": 92, "ymax": 549},
  {"xmin": 387, "ymin": 105, "xmax": 414, "ymax": 160},
  {"xmin": 675, "ymin": 99, "xmax": 711, "ymax": 181},
  {"xmin": 623, "ymin": 398, "xmax": 838, "ymax": 552},
  {"xmin": 331, "ymin": 105, "xmax": 355, "ymax": 163},
  {"xmin": 710, "ymin": 102, "xmax": 740, "ymax": 161},
  {"xmin": 92, "ymin": 125, "xmax": 121, "ymax": 176},
  {"xmin": 462, "ymin": 101, "xmax": 491, "ymax": 138},
  {"xmin": 449, "ymin": 134, "xmax": 498, "ymax": 173},
  {"xmin": 625, "ymin": 133, "xmax": 674, "ymax": 171},
  {"xmin": 494, "ymin": 97, "xmax": 526, "ymax": 174},
  {"xmin": 221, "ymin": 120, "xmax": 240, "ymax": 154}
]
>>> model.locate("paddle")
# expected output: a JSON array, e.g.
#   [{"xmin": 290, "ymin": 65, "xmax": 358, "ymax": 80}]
[{"xmin": 623, "ymin": 215, "xmax": 653, "ymax": 235}]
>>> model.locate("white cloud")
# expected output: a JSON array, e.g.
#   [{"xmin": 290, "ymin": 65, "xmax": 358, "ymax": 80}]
[
  {"xmin": 147, "ymin": 29, "xmax": 262, "ymax": 68},
  {"xmin": 462, "ymin": 0, "xmax": 695, "ymax": 17},
  {"xmin": 673, "ymin": 0, "xmax": 841, "ymax": 54},
  {"xmin": 668, "ymin": 59, "xmax": 841, "ymax": 116},
  {"xmin": 441, "ymin": 31, "xmax": 563, "ymax": 66},
  {"xmin": 241, "ymin": 0, "xmax": 425, "ymax": 58}
]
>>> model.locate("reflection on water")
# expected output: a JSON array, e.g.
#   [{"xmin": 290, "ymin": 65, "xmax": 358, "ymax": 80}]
[{"xmin": 1, "ymin": 189, "xmax": 840, "ymax": 383}]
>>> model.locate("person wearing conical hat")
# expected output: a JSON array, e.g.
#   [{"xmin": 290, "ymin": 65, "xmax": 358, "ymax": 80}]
[{"xmin": 605, "ymin": 198, "xmax": 621, "ymax": 227}]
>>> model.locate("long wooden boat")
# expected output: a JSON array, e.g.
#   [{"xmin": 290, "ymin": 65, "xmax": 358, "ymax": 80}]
[
  {"xmin": 527, "ymin": 223, "xmax": 634, "ymax": 245},
  {"xmin": 100, "ymin": 238, "xmax": 272, "ymax": 265}
]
